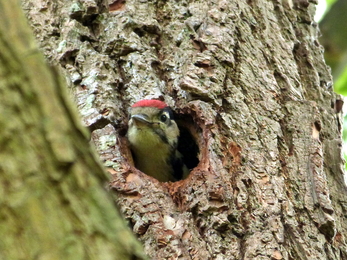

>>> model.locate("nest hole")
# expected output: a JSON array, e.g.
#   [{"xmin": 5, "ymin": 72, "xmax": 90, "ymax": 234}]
[
  {"xmin": 120, "ymin": 106, "xmax": 201, "ymax": 182},
  {"xmin": 175, "ymin": 113, "xmax": 201, "ymax": 179}
]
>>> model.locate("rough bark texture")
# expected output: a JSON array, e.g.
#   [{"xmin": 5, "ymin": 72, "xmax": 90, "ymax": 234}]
[
  {"xmin": 0, "ymin": 1, "xmax": 147, "ymax": 259},
  {"xmin": 22, "ymin": 0, "xmax": 347, "ymax": 259}
]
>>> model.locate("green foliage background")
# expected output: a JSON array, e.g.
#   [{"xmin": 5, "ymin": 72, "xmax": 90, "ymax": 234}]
[{"xmin": 319, "ymin": 0, "xmax": 347, "ymax": 168}]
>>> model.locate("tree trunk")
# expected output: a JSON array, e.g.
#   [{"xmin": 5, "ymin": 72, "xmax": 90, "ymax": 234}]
[
  {"xmin": 0, "ymin": 1, "xmax": 147, "ymax": 259},
  {"xmin": 22, "ymin": 0, "xmax": 347, "ymax": 259}
]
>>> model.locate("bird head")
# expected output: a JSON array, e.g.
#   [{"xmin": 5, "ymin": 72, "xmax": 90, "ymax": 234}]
[
  {"xmin": 127, "ymin": 99, "xmax": 182, "ymax": 181},
  {"xmin": 128, "ymin": 100, "xmax": 179, "ymax": 149}
]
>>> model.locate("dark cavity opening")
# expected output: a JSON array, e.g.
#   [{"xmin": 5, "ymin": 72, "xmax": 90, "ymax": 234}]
[{"xmin": 175, "ymin": 113, "xmax": 200, "ymax": 179}]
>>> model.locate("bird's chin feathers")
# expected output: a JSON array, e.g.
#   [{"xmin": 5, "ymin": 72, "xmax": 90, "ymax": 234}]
[
  {"xmin": 127, "ymin": 125, "xmax": 176, "ymax": 181},
  {"xmin": 128, "ymin": 123, "xmax": 167, "ymax": 149}
]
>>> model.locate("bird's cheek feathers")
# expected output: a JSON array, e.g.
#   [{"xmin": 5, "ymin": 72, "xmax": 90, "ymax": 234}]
[{"xmin": 128, "ymin": 125, "xmax": 165, "ymax": 148}]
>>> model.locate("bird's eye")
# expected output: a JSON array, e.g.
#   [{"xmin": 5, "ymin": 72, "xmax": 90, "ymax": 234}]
[{"xmin": 160, "ymin": 114, "xmax": 167, "ymax": 122}]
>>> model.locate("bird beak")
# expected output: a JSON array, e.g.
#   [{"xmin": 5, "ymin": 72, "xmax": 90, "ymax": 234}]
[{"xmin": 131, "ymin": 114, "xmax": 152, "ymax": 125}]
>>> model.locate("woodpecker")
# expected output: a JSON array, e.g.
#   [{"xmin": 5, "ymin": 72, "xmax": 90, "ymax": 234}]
[{"xmin": 127, "ymin": 99, "xmax": 188, "ymax": 182}]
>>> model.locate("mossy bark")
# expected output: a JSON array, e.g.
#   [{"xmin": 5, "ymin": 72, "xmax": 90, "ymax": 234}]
[
  {"xmin": 22, "ymin": 0, "xmax": 347, "ymax": 259},
  {"xmin": 0, "ymin": 1, "xmax": 147, "ymax": 259}
]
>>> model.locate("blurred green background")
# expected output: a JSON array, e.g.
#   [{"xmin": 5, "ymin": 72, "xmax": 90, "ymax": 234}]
[{"xmin": 317, "ymin": 0, "xmax": 347, "ymax": 169}]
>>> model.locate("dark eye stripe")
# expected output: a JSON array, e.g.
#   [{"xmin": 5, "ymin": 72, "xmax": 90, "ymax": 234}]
[
  {"xmin": 162, "ymin": 107, "xmax": 174, "ymax": 119},
  {"xmin": 154, "ymin": 129, "xmax": 169, "ymax": 144}
]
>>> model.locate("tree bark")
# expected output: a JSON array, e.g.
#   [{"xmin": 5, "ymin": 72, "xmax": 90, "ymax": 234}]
[
  {"xmin": 0, "ymin": 1, "xmax": 147, "ymax": 259},
  {"xmin": 22, "ymin": 0, "xmax": 347, "ymax": 259}
]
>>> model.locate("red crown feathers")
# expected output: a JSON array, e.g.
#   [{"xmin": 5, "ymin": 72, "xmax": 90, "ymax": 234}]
[{"xmin": 131, "ymin": 99, "xmax": 168, "ymax": 109}]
